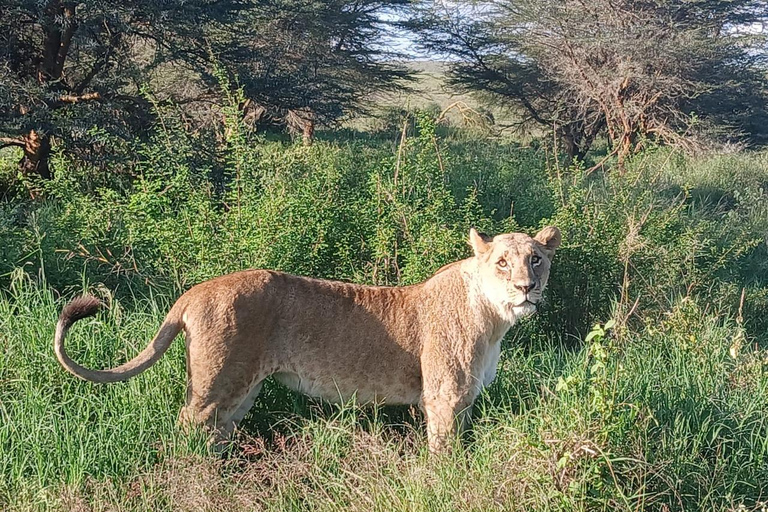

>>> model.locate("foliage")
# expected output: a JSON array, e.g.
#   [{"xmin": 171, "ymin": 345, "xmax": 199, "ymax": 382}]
[
  {"xmin": 0, "ymin": 0, "xmax": 412, "ymax": 178},
  {"xmin": 0, "ymin": 0, "xmax": 238, "ymax": 176},
  {"xmin": 2, "ymin": 104, "xmax": 767, "ymax": 331},
  {"xmin": 200, "ymin": 0, "xmax": 414, "ymax": 132},
  {"xmin": 0, "ymin": 106, "xmax": 767, "ymax": 510},
  {"xmin": 408, "ymin": 0, "xmax": 768, "ymax": 164}
]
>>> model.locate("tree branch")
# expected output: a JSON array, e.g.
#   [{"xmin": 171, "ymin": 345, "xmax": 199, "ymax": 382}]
[
  {"xmin": 57, "ymin": 92, "xmax": 101, "ymax": 104},
  {"xmin": 0, "ymin": 137, "xmax": 26, "ymax": 148},
  {"xmin": 53, "ymin": 3, "xmax": 77, "ymax": 78},
  {"xmin": 75, "ymin": 25, "xmax": 122, "ymax": 94}
]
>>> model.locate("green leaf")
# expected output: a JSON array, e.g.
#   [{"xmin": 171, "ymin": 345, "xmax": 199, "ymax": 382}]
[{"xmin": 585, "ymin": 329, "xmax": 603, "ymax": 343}]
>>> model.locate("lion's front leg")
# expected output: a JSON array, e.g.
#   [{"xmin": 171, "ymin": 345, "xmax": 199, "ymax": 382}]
[
  {"xmin": 422, "ymin": 393, "xmax": 474, "ymax": 454},
  {"xmin": 420, "ymin": 356, "xmax": 479, "ymax": 454}
]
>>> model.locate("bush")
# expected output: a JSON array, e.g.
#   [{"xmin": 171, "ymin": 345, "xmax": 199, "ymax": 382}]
[{"xmin": 1, "ymin": 109, "xmax": 767, "ymax": 340}]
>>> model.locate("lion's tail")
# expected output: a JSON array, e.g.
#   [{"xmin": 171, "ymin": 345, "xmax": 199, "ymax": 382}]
[{"xmin": 54, "ymin": 295, "xmax": 185, "ymax": 383}]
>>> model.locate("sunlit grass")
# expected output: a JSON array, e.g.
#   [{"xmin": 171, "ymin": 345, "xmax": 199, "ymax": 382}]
[{"xmin": 1, "ymin": 273, "xmax": 766, "ymax": 511}]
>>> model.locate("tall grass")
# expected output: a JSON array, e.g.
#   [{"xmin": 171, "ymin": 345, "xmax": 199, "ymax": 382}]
[
  {"xmin": 2, "ymin": 274, "xmax": 766, "ymax": 511},
  {"xmin": 1, "ymin": 109, "xmax": 767, "ymax": 510}
]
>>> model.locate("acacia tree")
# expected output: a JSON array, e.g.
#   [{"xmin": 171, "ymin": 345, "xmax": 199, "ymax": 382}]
[
  {"xmin": 410, "ymin": 0, "xmax": 768, "ymax": 164},
  {"xmin": 0, "ymin": 0, "xmax": 412, "ymax": 178},
  {"xmin": 200, "ymin": 0, "xmax": 413, "ymax": 142},
  {"xmin": 0, "ymin": 0, "xmax": 242, "ymax": 179}
]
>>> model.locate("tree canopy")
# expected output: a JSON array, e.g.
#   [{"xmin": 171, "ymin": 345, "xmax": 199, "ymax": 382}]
[
  {"xmin": 409, "ymin": 0, "xmax": 768, "ymax": 164},
  {"xmin": 0, "ymin": 0, "xmax": 412, "ymax": 178}
]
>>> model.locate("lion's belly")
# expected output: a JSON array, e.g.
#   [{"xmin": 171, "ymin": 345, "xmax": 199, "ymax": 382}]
[{"xmin": 273, "ymin": 370, "xmax": 422, "ymax": 405}]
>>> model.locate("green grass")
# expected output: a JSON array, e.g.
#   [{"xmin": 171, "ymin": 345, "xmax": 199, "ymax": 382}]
[
  {"xmin": 1, "ymin": 110, "xmax": 767, "ymax": 510},
  {"xmin": 1, "ymin": 273, "xmax": 766, "ymax": 511}
]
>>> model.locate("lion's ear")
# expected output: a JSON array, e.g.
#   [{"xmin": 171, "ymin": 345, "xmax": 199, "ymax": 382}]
[
  {"xmin": 469, "ymin": 228, "xmax": 492, "ymax": 257},
  {"xmin": 534, "ymin": 226, "xmax": 561, "ymax": 258}
]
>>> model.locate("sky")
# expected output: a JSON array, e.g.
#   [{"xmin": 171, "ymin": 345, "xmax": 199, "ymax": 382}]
[{"xmin": 377, "ymin": 10, "xmax": 427, "ymax": 59}]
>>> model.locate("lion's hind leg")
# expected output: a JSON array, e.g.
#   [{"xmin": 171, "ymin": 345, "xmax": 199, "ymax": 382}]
[
  {"xmin": 178, "ymin": 368, "xmax": 269, "ymax": 445},
  {"xmin": 229, "ymin": 378, "xmax": 265, "ymax": 426}
]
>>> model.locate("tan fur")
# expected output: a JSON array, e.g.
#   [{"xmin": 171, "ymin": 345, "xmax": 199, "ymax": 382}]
[{"xmin": 55, "ymin": 227, "xmax": 561, "ymax": 453}]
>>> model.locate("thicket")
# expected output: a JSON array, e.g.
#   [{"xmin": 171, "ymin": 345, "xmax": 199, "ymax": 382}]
[{"xmin": 1, "ymin": 104, "xmax": 766, "ymax": 338}]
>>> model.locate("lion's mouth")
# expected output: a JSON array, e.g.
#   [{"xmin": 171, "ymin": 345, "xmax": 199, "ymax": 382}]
[{"xmin": 509, "ymin": 300, "xmax": 537, "ymax": 318}]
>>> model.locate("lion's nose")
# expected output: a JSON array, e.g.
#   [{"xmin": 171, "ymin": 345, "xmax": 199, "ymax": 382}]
[{"xmin": 514, "ymin": 282, "xmax": 536, "ymax": 294}]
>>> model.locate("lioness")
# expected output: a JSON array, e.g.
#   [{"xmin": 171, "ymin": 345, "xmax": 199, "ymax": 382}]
[{"xmin": 55, "ymin": 227, "xmax": 560, "ymax": 453}]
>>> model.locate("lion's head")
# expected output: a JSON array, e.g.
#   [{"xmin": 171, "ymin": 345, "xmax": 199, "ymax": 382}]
[{"xmin": 468, "ymin": 226, "xmax": 561, "ymax": 323}]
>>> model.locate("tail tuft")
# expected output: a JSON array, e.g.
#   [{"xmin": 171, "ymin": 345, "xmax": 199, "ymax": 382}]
[{"xmin": 59, "ymin": 295, "xmax": 102, "ymax": 328}]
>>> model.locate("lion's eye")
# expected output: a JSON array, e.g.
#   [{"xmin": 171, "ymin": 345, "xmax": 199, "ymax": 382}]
[
  {"xmin": 497, "ymin": 259, "xmax": 508, "ymax": 268},
  {"xmin": 531, "ymin": 255, "xmax": 541, "ymax": 266}
]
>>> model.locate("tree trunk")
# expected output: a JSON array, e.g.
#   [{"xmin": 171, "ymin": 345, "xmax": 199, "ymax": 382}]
[
  {"xmin": 19, "ymin": 130, "xmax": 52, "ymax": 179},
  {"xmin": 616, "ymin": 130, "xmax": 635, "ymax": 174},
  {"xmin": 21, "ymin": 1, "xmax": 76, "ymax": 181},
  {"xmin": 559, "ymin": 125, "xmax": 590, "ymax": 163},
  {"xmin": 302, "ymin": 119, "xmax": 315, "ymax": 146},
  {"xmin": 561, "ymin": 131, "xmax": 579, "ymax": 161},
  {"xmin": 287, "ymin": 108, "xmax": 315, "ymax": 145}
]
